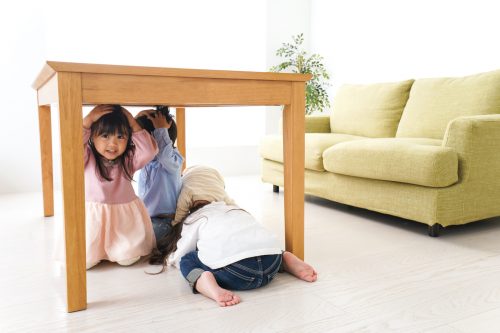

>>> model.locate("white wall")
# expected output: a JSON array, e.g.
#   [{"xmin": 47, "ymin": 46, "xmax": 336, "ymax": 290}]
[
  {"xmin": 11, "ymin": 0, "xmax": 496, "ymax": 194},
  {"xmin": 0, "ymin": 0, "xmax": 314, "ymax": 194},
  {"xmin": 0, "ymin": 1, "xmax": 46, "ymax": 195},
  {"xmin": 0, "ymin": 0, "xmax": 276, "ymax": 194},
  {"xmin": 265, "ymin": 0, "xmax": 311, "ymax": 135},
  {"xmin": 311, "ymin": 0, "xmax": 500, "ymax": 101}
]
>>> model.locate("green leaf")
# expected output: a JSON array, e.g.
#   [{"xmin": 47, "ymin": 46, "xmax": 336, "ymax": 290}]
[{"xmin": 271, "ymin": 33, "xmax": 332, "ymax": 114}]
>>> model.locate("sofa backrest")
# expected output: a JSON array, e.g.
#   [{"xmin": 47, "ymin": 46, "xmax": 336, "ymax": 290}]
[
  {"xmin": 396, "ymin": 69, "xmax": 500, "ymax": 139},
  {"xmin": 330, "ymin": 80, "xmax": 414, "ymax": 138}
]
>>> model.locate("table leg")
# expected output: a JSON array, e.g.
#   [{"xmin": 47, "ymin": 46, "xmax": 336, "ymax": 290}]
[
  {"xmin": 282, "ymin": 82, "xmax": 305, "ymax": 260},
  {"xmin": 57, "ymin": 72, "xmax": 87, "ymax": 312},
  {"xmin": 37, "ymin": 104, "xmax": 54, "ymax": 217},
  {"xmin": 176, "ymin": 107, "xmax": 186, "ymax": 170}
]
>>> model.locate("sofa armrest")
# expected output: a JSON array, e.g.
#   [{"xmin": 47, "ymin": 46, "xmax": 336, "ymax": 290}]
[
  {"xmin": 305, "ymin": 115, "xmax": 331, "ymax": 133},
  {"xmin": 443, "ymin": 114, "xmax": 500, "ymax": 182}
]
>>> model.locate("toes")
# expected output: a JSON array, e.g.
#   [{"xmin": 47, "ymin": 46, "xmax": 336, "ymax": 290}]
[
  {"xmin": 309, "ymin": 271, "xmax": 318, "ymax": 282},
  {"xmin": 220, "ymin": 292, "xmax": 234, "ymax": 302},
  {"xmin": 219, "ymin": 293, "xmax": 241, "ymax": 306},
  {"xmin": 217, "ymin": 291, "xmax": 239, "ymax": 305},
  {"xmin": 301, "ymin": 268, "xmax": 318, "ymax": 282},
  {"xmin": 227, "ymin": 297, "xmax": 240, "ymax": 306}
]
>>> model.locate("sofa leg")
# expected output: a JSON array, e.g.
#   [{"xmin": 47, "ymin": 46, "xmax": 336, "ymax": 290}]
[
  {"xmin": 428, "ymin": 223, "xmax": 442, "ymax": 237},
  {"xmin": 273, "ymin": 185, "xmax": 280, "ymax": 193}
]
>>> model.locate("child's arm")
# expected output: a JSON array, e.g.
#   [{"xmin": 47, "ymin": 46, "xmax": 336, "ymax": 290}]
[
  {"xmin": 130, "ymin": 131, "xmax": 159, "ymax": 171},
  {"xmin": 153, "ymin": 129, "xmax": 184, "ymax": 173},
  {"xmin": 122, "ymin": 108, "xmax": 159, "ymax": 170},
  {"xmin": 83, "ymin": 105, "xmax": 114, "ymax": 130},
  {"xmin": 137, "ymin": 109, "xmax": 183, "ymax": 173},
  {"xmin": 169, "ymin": 217, "xmax": 205, "ymax": 268},
  {"xmin": 121, "ymin": 107, "xmax": 143, "ymax": 133}
]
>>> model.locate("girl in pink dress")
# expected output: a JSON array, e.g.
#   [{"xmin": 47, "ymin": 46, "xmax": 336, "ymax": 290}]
[{"xmin": 83, "ymin": 105, "xmax": 159, "ymax": 269}]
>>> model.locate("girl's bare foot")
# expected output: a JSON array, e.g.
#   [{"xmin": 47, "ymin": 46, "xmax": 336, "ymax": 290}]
[
  {"xmin": 195, "ymin": 271, "xmax": 241, "ymax": 307},
  {"xmin": 282, "ymin": 251, "xmax": 318, "ymax": 282}
]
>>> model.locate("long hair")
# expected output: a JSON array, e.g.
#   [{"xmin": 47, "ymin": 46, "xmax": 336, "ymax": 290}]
[
  {"xmin": 89, "ymin": 105, "xmax": 135, "ymax": 181},
  {"xmin": 148, "ymin": 202, "xmax": 210, "ymax": 273},
  {"xmin": 136, "ymin": 106, "xmax": 178, "ymax": 146}
]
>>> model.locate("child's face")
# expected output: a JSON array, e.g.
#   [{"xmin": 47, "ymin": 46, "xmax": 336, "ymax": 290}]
[{"xmin": 92, "ymin": 132, "xmax": 128, "ymax": 161}]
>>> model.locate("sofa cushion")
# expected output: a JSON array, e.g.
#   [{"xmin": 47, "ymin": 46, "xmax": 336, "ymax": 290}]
[
  {"xmin": 330, "ymin": 79, "xmax": 414, "ymax": 138},
  {"xmin": 396, "ymin": 69, "xmax": 500, "ymax": 139},
  {"xmin": 260, "ymin": 133, "xmax": 366, "ymax": 171},
  {"xmin": 323, "ymin": 138, "xmax": 458, "ymax": 187}
]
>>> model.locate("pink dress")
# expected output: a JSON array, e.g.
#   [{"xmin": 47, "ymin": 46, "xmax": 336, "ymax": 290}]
[{"xmin": 83, "ymin": 128, "xmax": 159, "ymax": 264}]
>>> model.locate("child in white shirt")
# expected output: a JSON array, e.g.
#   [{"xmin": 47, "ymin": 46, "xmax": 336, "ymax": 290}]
[{"xmin": 149, "ymin": 166, "xmax": 317, "ymax": 307}]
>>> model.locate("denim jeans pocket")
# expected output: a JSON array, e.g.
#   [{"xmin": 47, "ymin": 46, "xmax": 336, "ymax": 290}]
[{"xmin": 222, "ymin": 266, "xmax": 256, "ymax": 290}]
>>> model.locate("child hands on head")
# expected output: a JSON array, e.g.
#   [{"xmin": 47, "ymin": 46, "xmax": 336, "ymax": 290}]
[
  {"xmin": 82, "ymin": 104, "xmax": 159, "ymax": 270},
  {"xmin": 136, "ymin": 106, "xmax": 174, "ymax": 132},
  {"xmin": 84, "ymin": 105, "xmax": 139, "ymax": 178},
  {"xmin": 135, "ymin": 106, "xmax": 184, "ymax": 246}
]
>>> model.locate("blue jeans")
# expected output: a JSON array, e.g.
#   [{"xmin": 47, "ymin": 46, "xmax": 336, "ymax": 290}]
[
  {"xmin": 180, "ymin": 251, "xmax": 283, "ymax": 293},
  {"xmin": 151, "ymin": 216, "xmax": 173, "ymax": 245}
]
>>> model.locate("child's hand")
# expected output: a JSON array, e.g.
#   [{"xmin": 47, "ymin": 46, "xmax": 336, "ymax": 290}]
[
  {"xmin": 83, "ymin": 105, "xmax": 114, "ymax": 129},
  {"xmin": 122, "ymin": 107, "xmax": 143, "ymax": 132},
  {"xmin": 137, "ymin": 109, "xmax": 171, "ymax": 129}
]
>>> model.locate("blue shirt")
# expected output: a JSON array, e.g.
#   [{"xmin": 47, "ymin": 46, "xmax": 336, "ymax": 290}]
[{"xmin": 138, "ymin": 128, "xmax": 183, "ymax": 217}]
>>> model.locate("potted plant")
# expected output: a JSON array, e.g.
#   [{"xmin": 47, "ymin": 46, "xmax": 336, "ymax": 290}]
[{"xmin": 270, "ymin": 33, "xmax": 331, "ymax": 115}]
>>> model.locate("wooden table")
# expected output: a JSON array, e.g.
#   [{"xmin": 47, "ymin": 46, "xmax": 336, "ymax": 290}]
[{"xmin": 33, "ymin": 61, "xmax": 310, "ymax": 312}]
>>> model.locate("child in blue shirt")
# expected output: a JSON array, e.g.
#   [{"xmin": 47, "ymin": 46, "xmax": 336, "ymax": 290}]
[{"xmin": 136, "ymin": 106, "xmax": 184, "ymax": 244}]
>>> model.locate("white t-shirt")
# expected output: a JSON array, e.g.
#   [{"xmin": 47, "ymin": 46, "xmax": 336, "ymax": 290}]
[{"xmin": 170, "ymin": 202, "xmax": 282, "ymax": 269}]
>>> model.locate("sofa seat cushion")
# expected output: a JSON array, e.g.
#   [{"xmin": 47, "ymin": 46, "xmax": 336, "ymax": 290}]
[
  {"xmin": 260, "ymin": 133, "xmax": 367, "ymax": 171},
  {"xmin": 323, "ymin": 138, "xmax": 458, "ymax": 187},
  {"xmin": 331, "ymin": 79, "xmax": 414, "ymax": 137},
  {"xmin": 396, "ymin": 69, "xmax": 500, "ymax": 139}
]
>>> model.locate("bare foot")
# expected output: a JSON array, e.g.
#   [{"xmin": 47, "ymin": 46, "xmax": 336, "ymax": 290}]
[
  {"xmin": 195, "ymin": 271, "xmax": 241, "ymax": 307},
  {"xmin": 282, "ymin": 251, "xmax": 318, "ymax": 282}
]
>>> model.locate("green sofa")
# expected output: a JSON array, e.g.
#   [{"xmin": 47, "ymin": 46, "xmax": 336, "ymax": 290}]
[{"xmin": 260, "ymin": 69, "xmax": 500, "ymax": 236}]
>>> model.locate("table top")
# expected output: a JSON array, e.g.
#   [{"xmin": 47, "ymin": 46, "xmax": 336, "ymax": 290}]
[{"xmin": 33, "ymin": 61, "xmax": 312, "ymax": 90}]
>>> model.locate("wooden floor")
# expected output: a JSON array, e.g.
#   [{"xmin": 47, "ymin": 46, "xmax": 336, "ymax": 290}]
[{"xmin": 2, "ymin": 175, "xmax": 500, "ymax": 332}]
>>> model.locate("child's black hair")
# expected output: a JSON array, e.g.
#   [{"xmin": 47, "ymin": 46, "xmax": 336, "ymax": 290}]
[
  {"xmin": 136, "ymin": 106, "xmax": 178, "ymax": 146},
  {"xmin": 148, "ymin": 202, "xmax": 210, "ymax": 272},
  {"xmin": 89, "ymin": 105, "xmax": 135, "ymax": 181}
]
